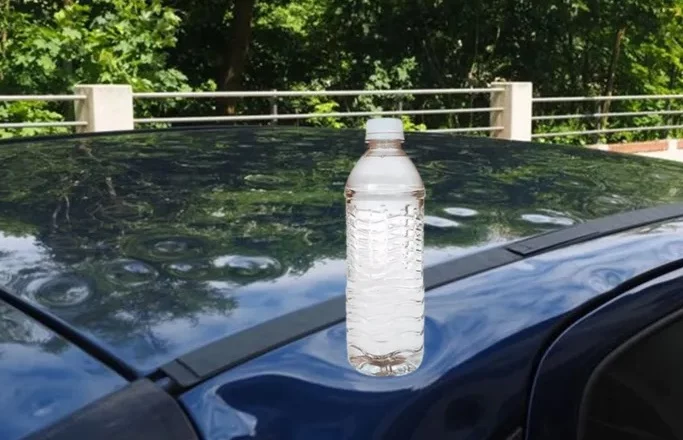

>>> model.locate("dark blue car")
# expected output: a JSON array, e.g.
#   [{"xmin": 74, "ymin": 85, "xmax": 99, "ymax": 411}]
[{"xmin": 2, "ymin": 127, "xmax": 683, "ymax": 440}]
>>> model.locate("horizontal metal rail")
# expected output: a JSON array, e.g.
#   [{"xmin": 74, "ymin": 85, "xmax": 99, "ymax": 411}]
[
  {"xmin": 133, "ymin": 88, "xmax": 502, "ymax": 99},
  {"xmin": 533, "ymin": 94, "xmax": 683, "ymax": 103},
  {"xmin": 532, "ymin": 109, "xmax": 683, "ymax": 121},
  {"xmin": 0, "ymin": 95, "xmax": 86, "ymax": 102},
  {"xmin": 4, "ymin": 87, "xmax": 682, "ymax": 139},
  {"xmin": 532, "ymin": 124, "xmax": 683, "ymax": 138},
  {"xmin": 0, "ymin": 121, "xmax": 87, "ymax": 129},
  {"xmin": 426, "ymin": 126, "xmax": 503, "ymax": 133},
  {"xmin": 134, "ymin": 107, "xmax": 502, "ymax": 124}
]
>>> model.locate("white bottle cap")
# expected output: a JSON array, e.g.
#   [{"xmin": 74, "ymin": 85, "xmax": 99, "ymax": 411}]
[{"xmin": 365, "ymin": 118, "xmax": 404, "ymax": 141}]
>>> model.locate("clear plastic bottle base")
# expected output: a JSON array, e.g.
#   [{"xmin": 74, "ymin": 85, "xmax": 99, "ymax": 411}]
[{"xmin": 348, "ymin": 350, "xmax": 423, "ymax": 377}]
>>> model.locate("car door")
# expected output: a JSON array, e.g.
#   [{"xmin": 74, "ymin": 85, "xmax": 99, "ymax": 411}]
[{"xmin": 526, "ymin": 264, "xmax": 683, "ymax": 440}]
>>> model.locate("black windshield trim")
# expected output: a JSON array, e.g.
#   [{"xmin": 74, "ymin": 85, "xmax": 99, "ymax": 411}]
[
  {"xmin": 506, "ymin": 203, "xmax": 683, "ymax": 256},
  {"xmin": 25, "ymin": 379, "xmax": 198, "ymax": 440},
  {"xmin": 0, "ymin": 285, "xmax": 138, "ymax": 381},
  {"xmin": 158, "ymin": 204, "xmax": 683, "ymax": 391}
]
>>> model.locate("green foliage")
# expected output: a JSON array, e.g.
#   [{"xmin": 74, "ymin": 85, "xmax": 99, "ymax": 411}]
[
  {"xmin": 3, "ymin": 0, "xmax": 187, "ymax": 91},
  {"xmin": 0, "ymin": 0, "xmax": 201, "ymax": 137},
  {"xmin": 0, "ymin": 101, "xmax": 68, "ymax": 139},
  {"xmin": 3, "ymin": 0, "xmax": 683, "ymax": 141},
  {"xmin": 354, "ymin": 57, "xmax": 418, "ymax": 113},
  {"xmin": 401, "ymin": 116, "xmax": 426, "ymax": 132}
]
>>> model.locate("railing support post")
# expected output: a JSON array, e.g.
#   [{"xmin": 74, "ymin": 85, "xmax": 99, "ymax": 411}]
[
  {"xmin": 490, "ymin": 82, "xmax": 533, "ymax": 141},
  {"xmin": 73, "ymin": 84, "xmax": 134, "ymax": 133},
  {"xmin": 270, "ymin": 89, "xmax": 278, "ymax": 125},
  {"xmin": 668, "ymin": 138, "xmax": 679, "ymax": 151}
]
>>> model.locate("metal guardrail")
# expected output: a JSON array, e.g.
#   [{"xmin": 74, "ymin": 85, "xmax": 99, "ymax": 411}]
[
  {"xmin": 427, "ymin": 126, "xmax": 504, "ymax": 133},
  {"xmin": 3, "ymin": 87, "xmax": 510, "ymax": 134},
  {"xmin": 0, "ymin": 121, "xmax": 87, "ymax": 129},
  {"xmin": 533, "ymin": 94, "xmax": 683, "ymax": 103},
  {"xmin": 3, "ymin": 86, "xmax": 683, "ymax": 141},
  {"xmin": 134, "ymin": 107, "xmax": 503, "ymax": 124},
  {"xmin": 532, "ymin": 94, "xmax": 683, "ymax": 139},
  {"xmin": 0, "ymin": 94, "xmax": 86, "ymax": 130},
  {"xmin": 0, "ymin": 95, "xmax": 86, "ymax": 102},
  {"xmin": 133, "ymin": 88, "xmax": 505, "ymax": 133},
  {"xmin": 532, "ymin": 110, "xmax": 683, "ymax": 121},
  {"xmin": 133, "ymin": 88, "xmax": 503, "ymax": 99}
]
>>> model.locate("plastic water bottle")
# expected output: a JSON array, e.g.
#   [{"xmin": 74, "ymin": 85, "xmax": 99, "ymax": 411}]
[{"xmin": 345, "ymin": 118, "xmax": 425, "ymax": 376}]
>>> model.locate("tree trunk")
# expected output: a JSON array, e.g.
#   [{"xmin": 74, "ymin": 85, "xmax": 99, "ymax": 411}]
[
  {"xmin": 1, "ymin": 0, "xmax": 8, "ymax": 53},
  {"xmin": 599, "ymin": 26, "xmax": 627, "ymax": 130},
  {"xmin": 218, "ymin": 0, "xmax": 256, "ymax": 115},
  {"xmin": 0, "ymin": 0, "xmax": 8, "ymax": 82}
]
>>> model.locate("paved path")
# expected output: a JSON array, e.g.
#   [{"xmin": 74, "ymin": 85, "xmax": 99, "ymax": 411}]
[{"xmin": 635, "ymin": 150, "xmax": 683, "ymax": 162}]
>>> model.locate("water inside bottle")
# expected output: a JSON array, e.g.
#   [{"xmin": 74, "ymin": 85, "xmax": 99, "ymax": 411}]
[{"xmin": 345, "ymin": 142, "xmax": 425, "ymax": 376}]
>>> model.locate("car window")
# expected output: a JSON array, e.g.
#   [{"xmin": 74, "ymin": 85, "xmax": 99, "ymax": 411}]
[{"xmin": 581, "ymin": 315, "xmax": 683, "ymax": 440}]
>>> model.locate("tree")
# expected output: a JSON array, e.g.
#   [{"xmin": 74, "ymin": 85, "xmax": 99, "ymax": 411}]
[
  {"xmin": 0, "ymin": 0, "xmax": 201, "ymax": 138},
  {"xmin": 218, "ymin": 0, "xmax": 256, "ymax": 114},
  {"xmin": 3, "ymin": 0, "xmax": 683, "ymax": 141}
]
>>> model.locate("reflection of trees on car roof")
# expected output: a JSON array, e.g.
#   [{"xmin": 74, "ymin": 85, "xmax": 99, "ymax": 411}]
[
  {"xmin": 3, "ymin": 129, "xmax": 683, "ymax": 267},
  {"xmin": 2, "ymin": 128, "xmax": 683, "ymax": 367}
]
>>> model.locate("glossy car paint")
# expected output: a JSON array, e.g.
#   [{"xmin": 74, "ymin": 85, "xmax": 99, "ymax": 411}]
[
  {"xmin": 180, "ymin": 219, "xmax": 683, "ymax": 440},
  {"xmin": 2, "ymin": 128, "xmax": 683, "ymax": 376},
  {"xmin": 0, "ymin": 299, "xmax": 126, "ymax": 440},
  {"xmin": 526, "ymin": 245, "xmax": 683, "ymax": 440}
]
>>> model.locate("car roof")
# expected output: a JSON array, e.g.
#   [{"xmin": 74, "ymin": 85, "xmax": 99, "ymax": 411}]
[{"xmin": 1, "ymin": 126, "xmax": 683, "ymax": 373}]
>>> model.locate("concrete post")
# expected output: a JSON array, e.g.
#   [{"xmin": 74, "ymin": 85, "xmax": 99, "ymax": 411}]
[
  {"xmin": 490, "ymin": 82, "xmax": 533, "ymax": 141},
  {"xmin": 270, "ymin": 89, "xmax": 278, "ymax": 125},
  {"xmin": 73, "ymin": 84, "xmax": 134, "ymax": 133}
]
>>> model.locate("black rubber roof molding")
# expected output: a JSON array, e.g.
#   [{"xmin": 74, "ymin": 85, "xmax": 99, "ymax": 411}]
[
  {"xmin": 152, "ymin": 203, "xmax": 683, "ymax": 389},
  {"xmin": 25, "ymin": 379, "xmax": 198, "ymax": 440}
]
